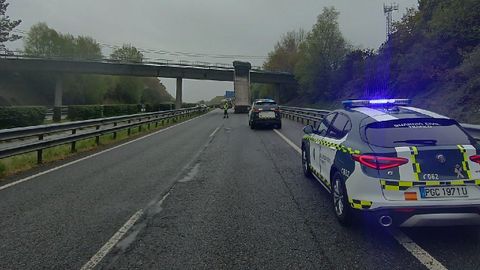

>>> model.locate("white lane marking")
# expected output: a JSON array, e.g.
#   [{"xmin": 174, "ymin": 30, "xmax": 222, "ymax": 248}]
[
  {"xmin": 80, "ymin": 209, "xmax": 144, "ymax": 270},
  {"xmin": 0, "ymin": 113, "xmax": 210, "ymax": 192},
  {"xmin": 390, "ymin": 230, "xmax": 447, "ymax": 270},
  {"xmin": 273, "ymin": 129, "xmax": 301, "ymax": 155},
  {"xmin": 209, "ymin": 127, "xmax": 220, "ymax": 137},
  {"xmin": 275, "ymin": 128, "xmax": 447, "ymax": 270}
]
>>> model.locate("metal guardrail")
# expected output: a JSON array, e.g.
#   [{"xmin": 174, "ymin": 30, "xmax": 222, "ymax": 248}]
[
  {"xmin": 279, "ymin": 106, "xmax": 330, "ymax": 127},
  {"xmin": 280, "ymin": 106, "xmax": 480, "ymax": 140},
  {"xmin": 0, "ymin": 107, "xmax": 206, "ymax": 163}
]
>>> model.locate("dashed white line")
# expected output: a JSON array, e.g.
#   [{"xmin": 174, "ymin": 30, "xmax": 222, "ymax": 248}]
[
  {"xmin": 273, "ymin": 129, "xmax": 301, "ymax": 155},
  {"xmin": 79, "ymin": 209, "xmax": 144, "ymax": 270},
  {"xmin": 273, "ymin": 128, "xmax": 448, "ymax": 270},
  {"xmin": 390, "ymin": 230, "xmax": 447, "ymax": 270},
  {"xmin": 209, "ymin": 127, "xmax": 220, "ymax": 137},
  {"xmin": 0, "ymin": 113, "xmax": 209, "ymax": 192}
]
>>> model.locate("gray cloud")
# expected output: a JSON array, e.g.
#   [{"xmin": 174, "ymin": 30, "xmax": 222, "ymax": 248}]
[{"xmin": 7, "ymin": 0, "xmax": 417, "ymax": 102}]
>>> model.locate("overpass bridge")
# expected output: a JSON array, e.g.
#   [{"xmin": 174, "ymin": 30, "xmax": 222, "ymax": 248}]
[{"xmin": 0, "ymin": 56, "xmax": 296, "ymax": 119}]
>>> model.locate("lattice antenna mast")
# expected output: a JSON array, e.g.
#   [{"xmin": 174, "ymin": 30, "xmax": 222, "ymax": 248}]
[{"xmin": 383, "ymin": 3, "xmax": 399, "ymax": 40}]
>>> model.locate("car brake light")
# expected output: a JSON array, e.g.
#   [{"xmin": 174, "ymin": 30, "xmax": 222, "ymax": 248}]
[
  {"xmin": 470, "ymin": 155, "xmax": 480, "ymax": 164},
  {"xmin": 253, "ymin": 108, "xmax": 260, "ymax": 113},
  {"xmin": 351, "ymin": 154, "xmax": 408, "ymax": 170}
]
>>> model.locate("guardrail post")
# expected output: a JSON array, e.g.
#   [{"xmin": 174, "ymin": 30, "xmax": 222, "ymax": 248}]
[
  {"xmin": 113, "ymin": 122, "xmax": 117, "ymax": 139},
  {"xmin": 71, "ymin": 129, "xmax": 77, "ymax": 153},
  {"xmin": 37, "ymin": 134, "xmax": 44, "ymax": 164},
  {"xmin": 95, "ymin": 125, "xmax": 100, "ymax": 145},
  {"xmin": 127, "ymin": 120, "xmax": 131, "ymax": 136},
  {"xmin": 139, "ymin": 118, "xmax": 143, "ymax": 132}
]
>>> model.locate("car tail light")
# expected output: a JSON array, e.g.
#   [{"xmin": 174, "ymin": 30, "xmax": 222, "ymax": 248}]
[
  {"xmin": 351, "ymin": 154, "xmax": 408, "ymax": 170},
  {"xmin": 253, "ymin": 108, "xmax": 260, "ymax": 113},
  {"xmin": 470, "ymin": 155, "xmax": 480, "ymax": 164}
]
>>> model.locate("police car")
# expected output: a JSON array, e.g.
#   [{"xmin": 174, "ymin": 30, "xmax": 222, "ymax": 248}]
[{"xmin": 301, "ymin": 99, "xmax": 480, "ymax": 227}]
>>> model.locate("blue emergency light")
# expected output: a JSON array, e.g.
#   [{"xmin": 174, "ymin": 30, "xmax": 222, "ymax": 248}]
[{"xmin": 342, "ymin": 99, "xmax": 411, "ymax": 109}]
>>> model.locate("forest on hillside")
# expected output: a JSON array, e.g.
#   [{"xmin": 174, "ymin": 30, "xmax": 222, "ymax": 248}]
[{"xmin": 255, "ymin": 0, "xmax": 480, "ymax": 123}]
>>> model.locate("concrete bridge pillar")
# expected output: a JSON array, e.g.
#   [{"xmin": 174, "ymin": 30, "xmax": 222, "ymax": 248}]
[
  {"xmin": 233, "ymin": 61, "xmax": 251, "ymax": 113},
  {"xmin": 175, "ymin": 77, "xmax": 183, "ymax": 109},
  {"xmin": 53, "ymin": 76, "xmax": 63, "ymax": 122}
]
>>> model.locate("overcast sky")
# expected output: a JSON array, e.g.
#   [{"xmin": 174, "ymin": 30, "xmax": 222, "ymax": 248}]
[{"xmin": 7, "ymin": 0, "xmax": 418, "ymax": 102}]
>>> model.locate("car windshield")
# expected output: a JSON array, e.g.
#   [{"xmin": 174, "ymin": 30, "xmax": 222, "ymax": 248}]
[{"xmin": 363, "ymin": 118, "xmax": 474, "ymax": 147}]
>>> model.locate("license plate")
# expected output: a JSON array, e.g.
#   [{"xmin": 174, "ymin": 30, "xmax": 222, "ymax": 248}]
[
  {"xmin": 259, "ymin": 111, "xmax": 275, "ymax": 119},
  {"xmin": 419, "ymin": 186, "xmax": 468, "ymax": 199}
]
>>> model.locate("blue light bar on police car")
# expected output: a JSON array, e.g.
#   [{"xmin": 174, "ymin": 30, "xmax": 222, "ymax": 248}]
[{"xmin": 342, "ymin": 99, "xmax": 411, "ymax": 108}]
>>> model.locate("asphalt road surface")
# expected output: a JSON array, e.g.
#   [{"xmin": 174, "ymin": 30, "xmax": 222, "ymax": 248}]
[{"xmin": 1, "ymin": 109, "xmax": 480, "ymax": 270}]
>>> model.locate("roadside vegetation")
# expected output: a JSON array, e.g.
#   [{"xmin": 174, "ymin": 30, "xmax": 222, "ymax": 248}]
[{"xmin": 255, "ymin": 0, "xmax": 480, "ymax": 123}]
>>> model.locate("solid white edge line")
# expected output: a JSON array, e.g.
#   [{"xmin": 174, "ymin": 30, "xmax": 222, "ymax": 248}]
[
  {"xmin": 0, "ymin": 113, "xmax": 209, "ymax": 192},
  {"xmin": 209, "ymin": 127, "xmax": 220, "ymax": 137},
  {"xmin": 273, "ymin": 129, "xmax": 301, "ymax": 155},
  {"xmin": 390, "ymin": 230, "xmax": 447, "ymax": 270},
  {"xmin": 79, "ymin": 209, "xmax": 144, "ymax": 270},
  {"xmin": 273, "ymin": 128, "xmax": 448, "ymax": 270}
]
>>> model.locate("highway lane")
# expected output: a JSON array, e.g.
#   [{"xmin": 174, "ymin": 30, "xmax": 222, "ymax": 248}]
[
  {"xmin": 0, "ymin": 110, "xmax": 220, "ymax": 269},
  {"xmin": 98, "ymin": 111, "xmax": 425, "ymax": 270},
  {"xmin": 2, "ymin": 109, "xmax": 480, "ymax": 269}
]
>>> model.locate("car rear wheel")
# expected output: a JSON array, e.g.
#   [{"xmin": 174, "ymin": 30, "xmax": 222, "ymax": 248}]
[
  {"xmin": 302, "ymin": 144, "xmax": 312, "ymax": 178},
  {"xmin": 332, "ymin": 171, "xmax": 352, "ymax": 226}
]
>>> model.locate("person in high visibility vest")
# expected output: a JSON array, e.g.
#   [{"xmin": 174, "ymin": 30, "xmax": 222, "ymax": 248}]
[{"xmin": 223, "ymin": 102, "xmax": 229, "ymax": 118}]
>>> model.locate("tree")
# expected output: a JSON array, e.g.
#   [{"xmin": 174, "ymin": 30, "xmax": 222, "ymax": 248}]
[
  {"xmin": 24, "ymin": 23, "xmax": 102, "ymax": 59},
  {"xmin": 0, "ymin": 0, "xmax": 21, "ymax": 53},
  {"xmin": 110, "ymin": 44, "xmax": 143, "ymax": 62},
  {"xmin": 295, "ymin": 7, "xmax": 350, "ymax": 99},
  {"xmin": 253, "ymin": 30, "xmax": 305, "ymax": 102}
]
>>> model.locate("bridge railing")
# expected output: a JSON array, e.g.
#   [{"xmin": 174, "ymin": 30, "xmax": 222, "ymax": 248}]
[
  {"xmin": 0, "ymin": 53, "xmax": 275, "ymax": 73},
  {"xmin": 280, "ymin": 106, "xmax": 480, "ymax": 141},
  {"xmin": 0, "ymin": 107, "xmax": 206, "ymax": 163}
]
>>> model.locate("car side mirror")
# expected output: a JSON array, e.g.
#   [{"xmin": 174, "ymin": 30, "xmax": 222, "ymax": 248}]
[{"xmin": 303, "ymin": 125, "xmax": 314, "ymax": 134}]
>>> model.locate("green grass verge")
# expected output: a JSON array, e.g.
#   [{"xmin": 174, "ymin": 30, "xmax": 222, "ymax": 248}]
[{"xmin": 0, "ymin": 112, "xmax": 204, "ymax": 180}]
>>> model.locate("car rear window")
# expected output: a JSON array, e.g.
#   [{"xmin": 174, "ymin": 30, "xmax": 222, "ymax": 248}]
[
  {"xmin": 255, "ymin": 101, "xmax": 276, "ymax": 106},
  {"xmin": 363, "ymin": 118, "xmax": 474, "ymax": 147}
]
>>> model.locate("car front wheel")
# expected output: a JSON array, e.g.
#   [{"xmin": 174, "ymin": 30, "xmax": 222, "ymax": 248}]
[
  {"xmin": 302, "ymin": 144, "xmax": 312, "ymax": 178},
  {"xmin": 332, "ymin": 171, "xmax": 352, "ymax": 226}
]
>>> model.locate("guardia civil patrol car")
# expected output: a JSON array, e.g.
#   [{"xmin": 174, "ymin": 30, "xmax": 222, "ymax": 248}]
[{"xmin": 301, "ymin": 99, "xmax": 480, "ymax": 227}]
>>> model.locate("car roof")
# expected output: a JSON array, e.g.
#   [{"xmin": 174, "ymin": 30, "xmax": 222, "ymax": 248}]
[{"xmin": 336, "ymin": 106, "xmax": 451, "ymax": 124}]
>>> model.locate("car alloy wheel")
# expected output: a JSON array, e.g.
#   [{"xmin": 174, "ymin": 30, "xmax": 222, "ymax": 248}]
[{"xmin": 333, "ymin": 178, "xmax": 344, "ymax": 216}]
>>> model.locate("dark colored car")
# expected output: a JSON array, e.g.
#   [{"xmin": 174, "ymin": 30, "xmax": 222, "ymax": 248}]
[{"xmin": 248, "ymin": 99, "xmax": 282, "ymax": 129}]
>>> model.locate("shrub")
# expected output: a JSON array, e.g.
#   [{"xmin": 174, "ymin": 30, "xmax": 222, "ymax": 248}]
[
  {"xmin": 67, "ymin": 105, "xmax": 103, "ymax": 120},
  {"xmin": 103, "ymin": 104, "xmax": 139, "ymax": 117},
  {"xmin": 145, "ymin": 103, "xmax": 174, "ymax": 112},
  {"xmin": 182, "ymin": 103, "xmax": 198, "ymax": 108},
  {"xmin": 0, "ymin": 106, "xmax": 47, "ymax": 129}
]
